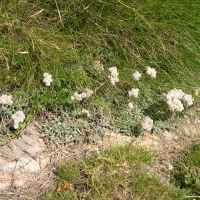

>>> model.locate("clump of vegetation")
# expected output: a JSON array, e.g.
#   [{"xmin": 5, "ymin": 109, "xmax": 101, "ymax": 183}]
[
  {"xmin": 45, "ymin": 145, "xmax": 191, "ymax": 200},
  {"xmin": 43, "ymin": 109, "xmax": 114, "ymax": 144},
  {"xmin": 172, "ymin": 143, "xmax": 200, "ymax": 197}
]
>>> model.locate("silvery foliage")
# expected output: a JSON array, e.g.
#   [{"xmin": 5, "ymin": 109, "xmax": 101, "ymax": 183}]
[
  {"xmin": 153, "ymin": 117, "xmax": 181, "ymax": 133},
  {"xmin": 43, "ymin": 113, "xmax": 84, "ymax": 144},
  {"xmin": 43, "ymin": 111, "xmax": 115, "ymax": 144},
  {"xmin": 116, "ymin": 108, "xmax": 145, "ymax": 136}
]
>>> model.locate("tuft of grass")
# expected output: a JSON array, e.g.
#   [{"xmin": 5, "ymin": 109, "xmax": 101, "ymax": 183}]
[{"xmin": 45, "ymin": 145, "xmax": 191, "ymax": 200}]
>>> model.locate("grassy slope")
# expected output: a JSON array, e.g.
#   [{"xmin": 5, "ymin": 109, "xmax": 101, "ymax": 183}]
[
  {"xmin": 1, "ymin": 0, "xmax": 200, "ymax": 198},
  {"xmin": 1, "ymin": 0, "xmax": 199, "ymax": 110},
  {"xmin": 1, "ymin": 0, "xmax": 200, "ymax": 144}
]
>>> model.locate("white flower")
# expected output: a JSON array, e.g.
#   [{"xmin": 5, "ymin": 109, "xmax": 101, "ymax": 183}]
[
  {"xmin": 183, "ymin": 94, "xmax": 193, "ymax": 106},
  {"xmin": 43, "ymin": 73, "xmax": 52, "ymax": 86},
  {"xmin": 71, "ymin": 89, "xmax": 93, "ymax": 101},
  {"xmin": 11, "ymin": 111, "xmax": 25, "ymax": 129},
  {"xmin": 109, "ymin": 67, "xmax": 117, "ymax": 73},
  {"xmin": 128, "ymin": 88, "xmax": 139, "ymax": 98},
  {"xmin": 108, "ymin": 67, "xmax": 119, "ymax": 85},
  {"xmin": 73, "ymin": 92, "xmax": 82, "ymax": 101},
  {"xmin": 0, "ymin": 94, "xmax": 13, "ymax": 105},
  {"xmin": 128, "ymin": 102, "xmax": 133, "ymax": 109},
  {"xmin": 85, "ymin": 88, "xmax": 93, "ymax": 97},
  {"xmin": 82, "ymin": 109, "xmax": 91, "ymax": 117},
  {"xmin": 141, "ymin": 116, "xmax": 153, "ymax": 131},
  {"xmin": 195, "ymin": 88, "xmax": 200, "ymax": 96},
  {"xmin": 81, "ymin": 92, "xmax": 87, "ymax": 98},
  {"xmin": 167, "ymin": 98, "xmax": 184, "ymax": 112},
  {"xmin": 168, "ymin": 165, "xmax": 173, "ymax": 170},
  {"xmin": 167, "ymin": 89, "xmax": 184, "ymax": 100},
  {"xmin": 133, "ymin": 71, "xmax": 141, "ymax": 81},
  {"xmin": 161, "ymin": 88, "xmax": 193, "ymax": 112},
  {"xmin": 13, "ymin": 123, "xmax": 19, "ymax": 129},
  {"xmin": 71, "ymin": 96, "xmax": 75, "ymax": 100},
  {"xmin": 110, "ymin": 77, "xmax": 119, "ymax": 85},
  {"xmin": 146, "ymin": 66, "xmax": 156, "ymax": 78}
]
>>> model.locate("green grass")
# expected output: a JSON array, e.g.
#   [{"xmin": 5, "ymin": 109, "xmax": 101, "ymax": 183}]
[
  {"xmin": 44, "ymin": 145, "xmax": 192, "ymax": 200},
  {"xmin": 1, "ymin": 0, "xmax": 200, "ymax": 141},
  {"xmin": 172, "ymin": 143, "xmax": 200, "ymax": 197}
]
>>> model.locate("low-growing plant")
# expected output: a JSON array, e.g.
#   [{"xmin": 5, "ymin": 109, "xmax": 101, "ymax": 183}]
[
  {"xmin": 43, "ymin": 110, "xmax": 115, "ymax": 144},
  {"xmin": 172, "ymin": 144, "xmax": 200, "ymax": 196}
]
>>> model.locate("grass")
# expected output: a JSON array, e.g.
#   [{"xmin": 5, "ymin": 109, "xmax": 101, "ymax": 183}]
[
  {"xmin": 172, "ymin": 143, "xmax": 200, "ymax": 198},
  {"xmin": 44, "ymin": 144, "xmax": 194, "ymax": 200}
]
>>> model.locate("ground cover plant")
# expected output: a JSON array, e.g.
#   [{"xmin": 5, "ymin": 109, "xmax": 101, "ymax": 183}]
[
  {"xmin": 172, "ymin": 143, "xmax": 200, "ymax": 198},
  {"xmin": 45, "ymin": 145, "xmax": 193, "ymax": 200}
]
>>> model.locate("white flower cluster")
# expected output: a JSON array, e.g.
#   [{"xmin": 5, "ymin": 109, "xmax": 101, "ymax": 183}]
[
  {"xmin": 108, "ymin": 67, "xmax": 119, "ymax": 85},
  {"xmin": 43, "ymin": 73, "xmax": 52, "ymax": 86},
  {"xmin": 141, "ymin": 116, "xmax": 153, "ymax": 131},
  {"xmin": 128, "ymin": 102, "xmax": 134, "ymax": 109},
  {"xmin": 71, "ymin": 88, "xmax": 93, "ymax": 101},
  {"xmin": 195, "ymin": 88, "xmax": 200, "ymax": 96},
  {"xmin": 162, "ymin": 89, "xmax": 193, "ymax": 112},
  {"xmin": 133, "ymin": 71, "xmax": 142, "ymax": 81},
  {"xmin": 11, "ymin": 111, "xmax": 25, "ymax": 129},
  {"xmin": 94, "ymin": 60, "xmax": 104, "ymax": 72},
  {"xmin": 128, "ymin": 88, "xmax": 139, "ymax": 98},
  {"xmin": 0, "ymin": 94, "xmax": 13, "ymax": 105},
  {"xmin": 82, "ymin": 109, "xmax": 91, "ymax": 117},
  {"xmin": 182, "ymin": 94, "xmax": 193, "ymax": 106},
  {"xmin": 146, "ymin": 66, "xmax": 156, "ymax": 78},
  {"xmin": 168, "ymin": 165, "xmax": 174, "ymax": 170}
]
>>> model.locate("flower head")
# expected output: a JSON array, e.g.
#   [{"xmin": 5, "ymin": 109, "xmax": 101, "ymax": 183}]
[
  {"xmin": 85, "ymin": 88, "xmax": 93, "ymax": 97},
  {"xmin": 81, "ymin": 92, "xmax": 87, "ymax": 98},
  {"xmin": 82, "ymin": 109, "xmax": 91, "ymax": 117},
  {"xmin": 13, "ymin": 123, "xmax": 19, "ymax": 129},
  {"xmin": 133, "ymin": 71, "xmax": 141, "ymax": 81},
  {"xmin": 0, "ymin": 94, "xmax": 13, "ymax": 105},
  {"xmin": 195, "ymin": 88, "xmax": 200, "ymax": 96},
  {"xmin": 141, "ymin": 116, "xmax": 153, "ymax": 131},
  {"xmin": 146, "ymin": 66, "xmax": 156, "ymax": 78},
  {"xmin": 168, "ymin": 165, "xmax": 173, "ymax": 170},
  {"xmin": 43, "ymin": 73, "xmax": 52, "ymax": 86},
  {"xmin": 108, "ymin": 67, "xmax": 119, "ymax": 85},
  {"xmin": 11, "ymin": 111, "xmax": 25, "ymax": 129},
  {"xmin": 128, "ymin": 102, "xmax": 134, "ymax": 109},
  {"xmin": 183, "ymin": 94, "xmax": 193, "ymax": 106},
  {"xmin": 128, "ymin": 88, "xmax": 139, "ymax": 98},
  {"xmin": 162, "ymin": 89, "xmax": 193, "ymax": 111},
  {"xmin": 71, "ymin": 88, "xmax": 93, "ymax": 101},
  {"xmin": 71, "ymin": 92, "xmax": 82, "ymax": 101}
]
